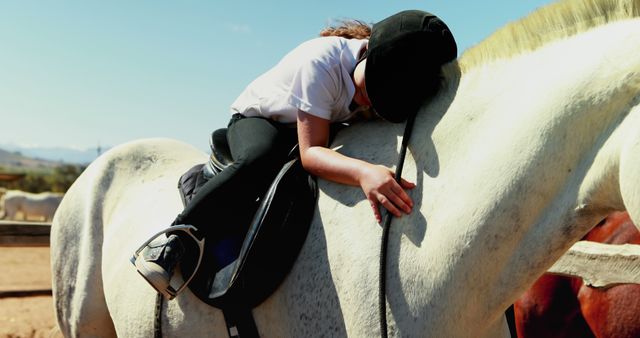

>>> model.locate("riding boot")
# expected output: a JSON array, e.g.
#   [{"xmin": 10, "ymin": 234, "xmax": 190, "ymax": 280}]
[{"xmin": 133, "ymin": 234, "xmax": 185, "ymax": 299}]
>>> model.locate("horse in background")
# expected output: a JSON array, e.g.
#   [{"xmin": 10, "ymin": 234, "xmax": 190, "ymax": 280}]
[
  {"xmin": 1, "ymin": 190, "xmax": 64, "ymax": 222},
  {"xmin": 515, "ymin": 212, "xmax": 640, "ymax": 338},
  {"xmin": 51, "ymin": 0, "xmax": 640, "ymax": 336}
]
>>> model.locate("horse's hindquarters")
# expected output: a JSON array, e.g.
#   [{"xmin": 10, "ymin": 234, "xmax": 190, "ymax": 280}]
[
  {"xmin": 51, "ymin": 139, "xmax": 207, "ymax": 337},
  {"xmin": 50, "ymin": 160, "xmax": 117, "ymax": 336}
]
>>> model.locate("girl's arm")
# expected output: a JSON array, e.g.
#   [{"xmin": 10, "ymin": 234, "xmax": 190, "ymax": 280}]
[{"xmin": 297, "ymin": 110, "xmax": 414, "ymax": 223}]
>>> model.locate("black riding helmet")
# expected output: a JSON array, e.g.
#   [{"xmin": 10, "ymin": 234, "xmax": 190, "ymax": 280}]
[{"xmin": 365, "ymin": 10, "xmax": 457, "ymax": 123}]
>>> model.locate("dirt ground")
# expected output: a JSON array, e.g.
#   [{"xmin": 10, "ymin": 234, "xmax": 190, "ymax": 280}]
[{"xmin": 0, "ymin": 247, "xmax": 58, "ymax": 338}]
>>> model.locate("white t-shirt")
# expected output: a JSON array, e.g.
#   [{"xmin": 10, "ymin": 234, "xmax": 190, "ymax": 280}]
[{"xmin": 230, "ymin": 36, "xmax": 368, "ymax": 123}]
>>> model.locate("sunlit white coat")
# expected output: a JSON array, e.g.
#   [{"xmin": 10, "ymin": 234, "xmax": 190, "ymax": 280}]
[{"xmin": 51, "ymin": 2, "xmax": 640, "ymax": 337}]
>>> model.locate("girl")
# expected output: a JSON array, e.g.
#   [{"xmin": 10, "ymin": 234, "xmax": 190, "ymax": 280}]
[{"xmin": 134, "ymin": 10, "xmax": 457, "ymax": 299}]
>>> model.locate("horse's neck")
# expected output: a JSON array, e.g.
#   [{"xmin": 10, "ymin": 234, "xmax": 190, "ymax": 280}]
[
  {"xmin": 380, "ymin": 19, "xmax": 640, "ymax": 329},
  {"xmin": 428, "ymin": 19, "xmax": 640, "ymax": 219}
]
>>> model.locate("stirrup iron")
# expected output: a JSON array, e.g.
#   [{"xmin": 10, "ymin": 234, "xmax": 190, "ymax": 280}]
[{"xmin": 132, "ymin": 225, "xmax": 205, "ymax": 300}]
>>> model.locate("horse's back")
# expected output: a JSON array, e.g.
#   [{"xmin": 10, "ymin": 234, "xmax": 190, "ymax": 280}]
[{"xmin": 23, "ymin": 192, "xmax": 63, "ymax": 221}]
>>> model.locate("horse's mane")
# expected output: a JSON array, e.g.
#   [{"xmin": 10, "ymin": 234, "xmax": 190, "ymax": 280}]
[{"xmin": 458, "ymin": 0, "xmax": 640, "ymax": 72}]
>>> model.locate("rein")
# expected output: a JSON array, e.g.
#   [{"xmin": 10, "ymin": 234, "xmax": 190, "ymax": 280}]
[
  {"xmin": 379, "ymin": 111, "xmax": 417, "ymax": 338},
  {"xmin": 154, "ymin": 293, "xmax": 163, "ymax": 338},
  {"xmin": 376, "ymin": 113, "xmax": 517, "ymax": 338}
]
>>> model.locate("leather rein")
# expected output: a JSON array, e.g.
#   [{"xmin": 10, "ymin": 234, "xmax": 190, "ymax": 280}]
[{"xmin": 379, "ymin": 111, "xmax": 417, "ymax": 338}]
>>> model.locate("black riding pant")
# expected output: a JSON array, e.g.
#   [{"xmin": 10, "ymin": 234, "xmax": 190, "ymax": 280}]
[{"xmin": 174, "ymin": 114, "xmax": 297, "ymax": 237}]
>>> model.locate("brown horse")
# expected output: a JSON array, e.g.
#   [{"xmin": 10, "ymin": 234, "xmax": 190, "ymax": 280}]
[{"xmin": 514, "ymin": 212, "xmax": 640, "ymax": 338}]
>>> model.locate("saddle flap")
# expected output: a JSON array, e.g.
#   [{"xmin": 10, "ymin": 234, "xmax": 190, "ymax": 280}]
[
  {"xmin": 179, "ymin": 157, "xmax": 317, "ymax": 309},
  {"xmin": 208, "ymin": 158, "xmax": 299, "ymax": 299}
]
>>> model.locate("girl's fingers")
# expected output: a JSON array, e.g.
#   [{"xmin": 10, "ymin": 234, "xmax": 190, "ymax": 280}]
[
  {"xmin": 400, "ymin": 178, "xmax": 416, "ymax": 189},
  {"xmin": 364, "ymin": 167, "xmax": 416, "ymax": 222},
  {"xmin": 369, "ymin": 199, "xmax": 382, "ymax": 223},
  {"xmin": 388, "ymin": 171, "xmax": 415, "ymax": 189},
  {"xmin": 387, "ymin": 188, "xmax": 412, "ymax": 214},
  {"xmin": 377, "ymin": 194, "xmax": 402, "ymax": 218},
  {"xmin": 390, "ymin": 183, "xmax": 413, "ymax": 212}
]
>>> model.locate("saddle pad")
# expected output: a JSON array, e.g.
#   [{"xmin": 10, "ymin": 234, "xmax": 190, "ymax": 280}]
[
  {"xmin": 177, "ymin": 163, "xmax": 209, "ymax": 208},
  {"xmin": 177, "ymin": 158, "xmax": 317, "ymax": 309}
]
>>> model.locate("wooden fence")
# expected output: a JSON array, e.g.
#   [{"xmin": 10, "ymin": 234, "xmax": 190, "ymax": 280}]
[
  {"xmin": 0, "ymin": 221, "xmax": 53, "ymax": 298},
  {"xmin": 0, "ymin": 221, "xmax": 51, "ymax": 246},
  {"xmin": 550, "ymin": 241, "xmax": 640, "ymax": 287},
  {"xmin": 1, "ymin": 221, "xmax": 639, "ymax": 288}
]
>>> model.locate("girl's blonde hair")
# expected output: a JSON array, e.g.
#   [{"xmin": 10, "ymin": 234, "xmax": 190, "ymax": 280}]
[{"xmin": 320, "ymin": 20, "xmax": 371, "ymax": 39}]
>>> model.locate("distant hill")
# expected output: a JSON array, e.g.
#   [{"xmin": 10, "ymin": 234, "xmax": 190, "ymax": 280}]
[
  {"xmin": 0, "ymin": 147, "xmax": 65, "ymax": 171},
  {"xmin": 0, "ymin": 144, "xmax": 101, "ymax": 166}
]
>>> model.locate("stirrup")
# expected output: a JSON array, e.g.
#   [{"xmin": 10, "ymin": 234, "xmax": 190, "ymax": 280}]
[{"xmin": 131, "ymin": 224, "xmax": 205, "ymax": 300}]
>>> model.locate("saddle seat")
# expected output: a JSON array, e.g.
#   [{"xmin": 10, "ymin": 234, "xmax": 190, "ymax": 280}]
[{"xmin": 203, "ymin": 128, "xmax": 234, "ymax": 177}]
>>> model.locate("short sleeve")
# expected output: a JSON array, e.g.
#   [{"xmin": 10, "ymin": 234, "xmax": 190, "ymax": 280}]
[{"xmin": 287, "ymin": 59, "xmax": 337, "ymax": 120}]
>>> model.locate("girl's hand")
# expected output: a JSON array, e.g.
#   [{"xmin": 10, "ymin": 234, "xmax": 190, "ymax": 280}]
[
  {"xmin": 296, "ymin": 111, "xmax": 414, "ymax": 223},
  {"xmin": 359, "ymin": 164, "xmax": 415, "ymax": 223}
]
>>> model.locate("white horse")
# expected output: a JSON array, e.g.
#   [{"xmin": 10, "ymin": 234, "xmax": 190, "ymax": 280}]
[
  {"xmin": 0, "ymin": 187, "xmax": 6, "ymax": 216},
  {"xmin": 51, "ymin": 0, "xmax": 640, "ymax": 336},
  {"xmin": 2, "ymin": 190, "xmax": 63, "ymax": 221}
]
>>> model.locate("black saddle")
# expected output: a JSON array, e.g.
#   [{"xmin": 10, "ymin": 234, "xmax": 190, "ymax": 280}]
[{"xmin": 177, "ymin": 128, "xmax": 317, "ymax": 310}]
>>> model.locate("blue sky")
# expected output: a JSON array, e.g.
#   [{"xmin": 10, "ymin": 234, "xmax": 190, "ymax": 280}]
[{"xmin": 0, "ymin": 1, "xmax": 554, "ymax": 152}]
